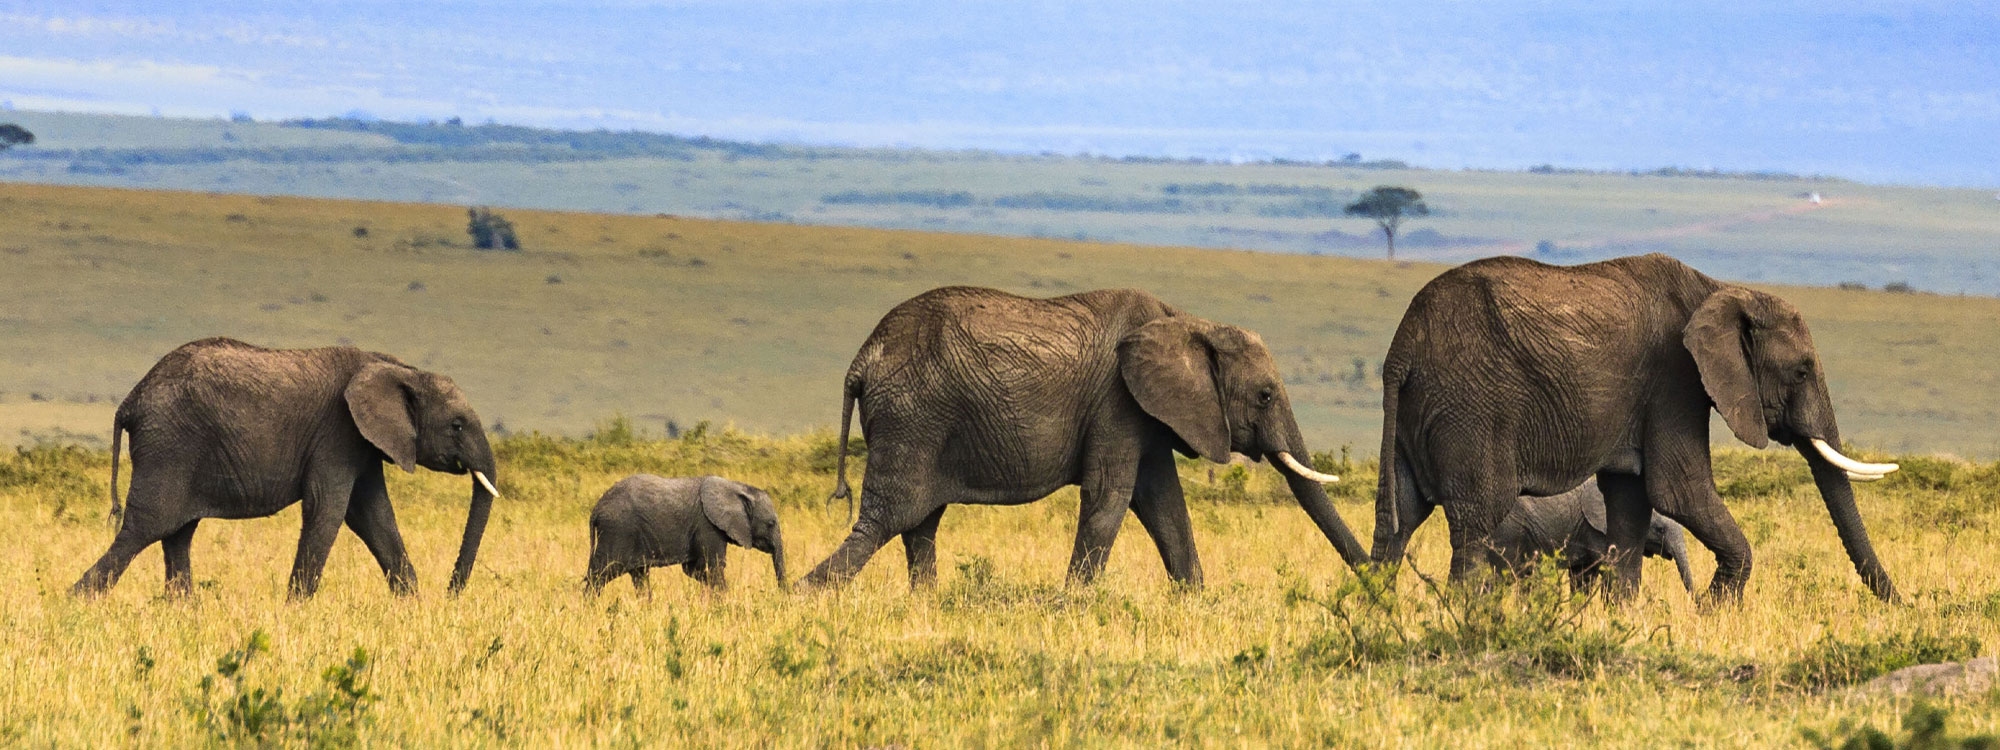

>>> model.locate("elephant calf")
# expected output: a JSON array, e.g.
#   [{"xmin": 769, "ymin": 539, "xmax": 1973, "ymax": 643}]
[
  {"xmin": 1486, "ymin": 479, "xmax": 1696, "ymax": 593},
  {"xmin": 585, "ymin": 475, "xmax": 787, "ymax": 594}
]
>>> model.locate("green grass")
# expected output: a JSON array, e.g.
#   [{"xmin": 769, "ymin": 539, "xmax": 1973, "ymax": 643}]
[{"xmin": 0, "ymin": 433, "xmax": 1995, "ymax": 745}]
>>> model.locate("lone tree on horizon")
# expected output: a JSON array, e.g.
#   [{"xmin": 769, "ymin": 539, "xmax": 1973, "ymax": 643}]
[
  {"xmin": 0, "ymin": 124, "xmax": 33, "ymax": 151},
  {"xmin": 1345, "ymin": 185, "xmax": 1428, "ymax": 259}
]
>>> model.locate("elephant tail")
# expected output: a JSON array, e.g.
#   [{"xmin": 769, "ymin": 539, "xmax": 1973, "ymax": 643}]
[
  {"xmin": 1374, "ymin": 361, "xmax": 1408, "ymax": 553},
  {"xmin": 107, "ymin": 414, "xmax": 127, "ymax": 529},
  {"xmin": 826, "ymin": 367, "xmax": 862, "ymax": 521}
]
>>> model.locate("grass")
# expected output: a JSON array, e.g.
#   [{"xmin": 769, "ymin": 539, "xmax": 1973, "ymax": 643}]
[
  {"xmin": 5, "ymin": 181, "xmax": 2000, "ymax": 458},
  {"xmin": 0, "ymin": 431, "xmax": 1995, "ymax": 745}
]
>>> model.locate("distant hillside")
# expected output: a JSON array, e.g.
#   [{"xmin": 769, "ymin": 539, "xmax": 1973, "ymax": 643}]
[
  {"xmin": 4, "ymin": 182, "xmax": 1998, "ymax": 457},
  {"xmin": 3, "ymin": 110, "xmax": 1998, "ymax": 297}
]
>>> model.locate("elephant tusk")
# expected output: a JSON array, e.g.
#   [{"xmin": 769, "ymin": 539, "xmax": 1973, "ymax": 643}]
[
  {"xmin": 473, "ymin": 470, "xmax": 501, "ymax": 498},
  {"xmin": 1810, "ymin": 439, "xmax": 1898, "ymax": 477},
  {"xmin": 1846, "ymin": 471, "xmax": 1886, "ymax": 482},
  {"xmin": 1276, "ymin": 452, "xmax": 1339, "ymax": 483}
]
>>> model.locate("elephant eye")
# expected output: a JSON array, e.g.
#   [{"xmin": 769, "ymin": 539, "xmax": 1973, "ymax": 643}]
[
  {"xmin": 1257, "ymin": 388, "xmax": 1275, "ymax": 406},
  {"xmin": 451, "ymin": 418, "xmax": 466, "ymax": 432}
]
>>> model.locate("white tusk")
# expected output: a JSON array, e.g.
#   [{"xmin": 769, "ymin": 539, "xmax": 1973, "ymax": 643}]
[
  {"xmin": 1276, "ymin": 452, "xmax": 1340, "ymax": 483},
  {"xmin": 473, "ymin": 470, "xmax": 501, "ymax": 498},
  {"xmin": 1846, "ymin": 471, "xmax": 1885, "ymax": 482},
  {"xmin": 1811, "ymin": 439, "xmax": 1898, "ymax": 477}
]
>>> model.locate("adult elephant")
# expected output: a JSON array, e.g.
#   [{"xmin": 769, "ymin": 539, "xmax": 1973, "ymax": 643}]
[
  {"xmin": 72, "ymin": 337, "xmax": 502, "ymax": 599},
  {"xmin": 1371, "ymin": 254, "xmax": 1899, "ymax": 602},
  {"xmin": 804, "ymin": 286, "xmax": 1367, "ymax": 590}
]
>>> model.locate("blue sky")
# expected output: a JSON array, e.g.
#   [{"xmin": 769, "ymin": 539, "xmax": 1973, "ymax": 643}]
[{"xmin": 3, "ymin": 1, "xmax": 1997, "ymax": 186}]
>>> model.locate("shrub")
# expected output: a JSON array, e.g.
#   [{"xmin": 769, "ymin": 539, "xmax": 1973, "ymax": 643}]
[
  {"xmin": 1781, "ymin": 630, "xmax": 1981, "ymax": 690},
  {"xmin": 1288, "ymin": 557, "xmax": 1637, "ymax": 677},
  {"xmin": 188, "ymin": 630, "xmax": 378, "ymax": 748},
  {"xmin": 467, "ymin": 207, "xmax": 519, "ymax": 250},
  {"xmin": 1802, "ymin": 701, "xmax": 2000, "ymax": 749}
]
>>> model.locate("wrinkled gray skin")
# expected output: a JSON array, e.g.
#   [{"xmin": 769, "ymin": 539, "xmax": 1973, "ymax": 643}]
[
  {"xmin": 1487, "ymin": 479, "xmax": 1696, "ymax": 594},
  {"xmin": 1373, "ymin": 254, "xmax": 1896, "ymax": 602},
  {"xmin": 585, "ymin": 475, "xmax": 787, "ymax": 594},
  {"xmin": 72, "ymin": 337, "xmax": 499, "ymax": 600},
  {"xmin": 804, "ymin": 286, "xmax": 1368, "ymax": 590}
]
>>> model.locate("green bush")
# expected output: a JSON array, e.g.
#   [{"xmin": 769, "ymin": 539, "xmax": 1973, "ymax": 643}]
[
  {"xmin": 188, "ymin": 630, "xmax": 378, "ymax": 748},
  {"xmin": 1781, "ymin": 630, "xmax": 1982, "ymax": 690},
  {"xmin": 1287, "ymin": 557, "xmax": 1637, "ymax": 677},
  {"xmin": 1803, "ymin": 702, "xmax": 2000, "ymax": 750}
]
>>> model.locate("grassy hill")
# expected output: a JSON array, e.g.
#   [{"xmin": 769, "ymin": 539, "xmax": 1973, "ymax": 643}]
[
  {"xmin": 4, "ymin": 181, "xmax": 2000, "ymax": 458},
  {"xmin": 4, "ymin": 110, "xmax": 2000, "ymax": 296}
]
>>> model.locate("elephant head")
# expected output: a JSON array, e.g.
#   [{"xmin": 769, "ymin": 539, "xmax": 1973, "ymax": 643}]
[
  {"xmin": 700, "ymin": 478, "xmax": 788, "ymax": 590},
  {"xmin": 1119, "ymin": 317, "xmax": 1369, "ymax": 565},
  {"xmin": 1684, "ymin": 286, "xmax": 1899, "ymax": 601},
  {"xmin": 346, "ymin": 361, "xmax": 501, "ymax": 594}
]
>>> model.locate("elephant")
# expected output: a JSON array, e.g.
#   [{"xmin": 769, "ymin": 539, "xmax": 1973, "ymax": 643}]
[
  {"xmin": 584, "ymin": 475, "xmax": 788, "ymax": 594},
  {"xmin": 71, "ymin": 337, "xmax": 501, "ymax": 600},
  {"xmin": 1486, "ymin": 479, "xmax": 1696, "ymax": 594},
  {"xmin": 1371, "ymin": 253, "xmax": 1900, "ymax": 601},
  {"xmin": 803, "ymin": 285, "xmax": 1367, "ymax": 591}
]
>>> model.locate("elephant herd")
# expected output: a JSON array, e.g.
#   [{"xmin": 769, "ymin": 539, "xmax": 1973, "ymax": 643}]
[{"xmin": 69, "ymin": 252, "xmax": 1902, "ymax": 604}]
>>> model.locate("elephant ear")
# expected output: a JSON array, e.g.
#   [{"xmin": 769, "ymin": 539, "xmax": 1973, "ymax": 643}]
[
  {"xmin": 699, "ymin": 477, "xmax": 754, "ymax": 548},
  {"xmin": 1684, "ymin": 288, "xmax": 1770, "ymax": 449},
  {"xmin": 344, "ymin": 362, "xmax": 420, "ymax": 473},
  {"xmin": 1119, "ymin": 317, "xmax": 1230, "ymax": 462}
]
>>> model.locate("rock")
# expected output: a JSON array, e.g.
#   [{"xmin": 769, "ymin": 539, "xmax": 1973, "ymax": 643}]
[{"xmin": 1860, "ymin": 657, "xmax": 1997, "ymax": 696}]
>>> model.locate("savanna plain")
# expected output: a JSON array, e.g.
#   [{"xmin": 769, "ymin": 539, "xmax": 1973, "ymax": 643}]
[{"xmin": 0, "ymin": 183, "xmax": 1997, "ymax": 746}]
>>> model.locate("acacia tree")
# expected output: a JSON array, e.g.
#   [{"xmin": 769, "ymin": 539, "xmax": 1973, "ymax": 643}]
[
  {"xmin": 0, "ymin": 124, "xmax": 33, "ymax": 151},
  {"xmin": 1345, "ymin": 185, "xmax": 1428, "ymax": 259}
]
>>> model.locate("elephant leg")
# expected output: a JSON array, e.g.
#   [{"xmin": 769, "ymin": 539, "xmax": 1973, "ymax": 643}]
[
  {"xmin": 901, "ymin": 505, "xmax": 947, "ymax": 590},
  {"xmin": 1657, "ymin": 499, "xmax": 1752, "ymax": 602},
  {"xmin": 1438, "ymin": 480, "xmax": 1516, "ymax": 585},
  {"xmin": 684, "ymin": 554, "xmax": 727, "ymax": 591},
  {"xmin": 288, "ymin": 467, "xmax": 358, "ymax": 600},
  {"xmin": 343, "ymin": 464, "xmax": 417, "ymax": 596},
  {"xmin": 1128, "ymin": 448, "xmax": 1201, "ymax": 586},
  {"xmin": 72, "ymin": 478, "xmax": 188, "ymax": 597},
  {"xmin": 583, "ymin": 543, "xmax": 622, "ymax": 596},
  {"xmin": 802, "ymin": 465, "xmax": 936, "ymax": 589},
  {"xmin": 1371, "ymin": 456, "xmax": 1433, "ymax": 565},
  {"xmin": 1068, "ymin": 464, "xmax": 1139, "ymax": 585},
  {"xmin": 161, "ymin": 519, "xmax": 201, "ymax": 597},
  {"xmin": 629, "ymin": 567, "xmax": 651, "ymax": 595},
  {"xmin": 1597, "ymin": 472, "xmax": 1651, "ymax": 599}
]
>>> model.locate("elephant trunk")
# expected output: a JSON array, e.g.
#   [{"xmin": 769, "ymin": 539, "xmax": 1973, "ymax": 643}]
[
  {"xmin": 1664, "ymin": 526, "xmax": 1695, "ymax": 593},
  {"xmin": 1272, "ymin": 414, "xmax": 1369, "ymax": 569},
  {"xmin": 1798, "ymin": 443, "xmax": 1899, "ymax": 602},
  {"xmin": 769, "ymin": 525, "xmax": 790, "ymax": 592},
  {"xmin": 448, "ymin": 453, "xmax": 498, "ymax": 595}
]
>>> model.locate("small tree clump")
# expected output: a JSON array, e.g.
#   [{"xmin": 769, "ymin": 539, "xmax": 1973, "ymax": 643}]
[
  {"xmin": 467, "ymin": 207, "xmax": 519, "ymax": 251},
  {"xmin": 0, "ymin": 123, "xmax": 34, "ymax": 151},
  {"xmin": 1345, "ymin": 186, "xmax": 1429, "ymax": 259}
]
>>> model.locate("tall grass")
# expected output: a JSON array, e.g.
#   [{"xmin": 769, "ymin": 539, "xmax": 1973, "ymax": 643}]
[{"xmin": 0, "ymin": 430, "xmax": 1994, "ymax": 745}]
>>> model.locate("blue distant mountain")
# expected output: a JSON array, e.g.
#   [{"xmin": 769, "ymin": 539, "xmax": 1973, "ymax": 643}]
[{"xmin": 1, "ymin": 1, "xmax": 1995, "ymax": 186}]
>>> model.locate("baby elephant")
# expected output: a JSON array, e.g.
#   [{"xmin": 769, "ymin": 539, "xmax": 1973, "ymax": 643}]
[
  {"xmin": 1486, "ymin": 479, "xmax": 1696, "ymax": 593},
  {"xmin": 586, "ymin": 475, "xmax": 787, "ymax": 594}
]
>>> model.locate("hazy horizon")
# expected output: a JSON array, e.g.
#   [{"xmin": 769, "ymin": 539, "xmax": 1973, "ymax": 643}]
[{"xmin": 2, "ymin": 1, "xmax": 1997, "ymax": 188}]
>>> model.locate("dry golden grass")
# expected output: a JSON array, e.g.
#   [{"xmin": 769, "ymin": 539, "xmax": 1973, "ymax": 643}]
[
  {"xmin": 0, "ymin": 433, "xmax": 1995, "ymax": 746},
  {"xmin": 4, "ymin": 182, "xmax": 2000, "ymax": 458}
]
